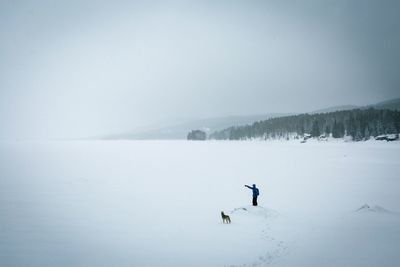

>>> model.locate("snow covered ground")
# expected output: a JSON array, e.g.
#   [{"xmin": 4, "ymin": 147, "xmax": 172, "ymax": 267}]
[{"xmin": 0, "ymin": 140, "xmax": 399, "ymax": 267}]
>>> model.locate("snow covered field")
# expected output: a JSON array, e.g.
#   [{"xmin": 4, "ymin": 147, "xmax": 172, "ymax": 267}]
[{"xmin": 1, "ymin": 140, "xmax": 399, "ymax": 267}]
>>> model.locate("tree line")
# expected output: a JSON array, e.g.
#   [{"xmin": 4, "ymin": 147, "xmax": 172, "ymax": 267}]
[{"xmin": 209, "ymin": 108, "xmax": 400, "ymax": 141}]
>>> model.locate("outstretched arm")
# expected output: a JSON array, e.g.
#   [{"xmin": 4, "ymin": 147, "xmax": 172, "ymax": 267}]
[{"xmin": 244, "ymin": 185, "xmax": 252, "ymax": 189}]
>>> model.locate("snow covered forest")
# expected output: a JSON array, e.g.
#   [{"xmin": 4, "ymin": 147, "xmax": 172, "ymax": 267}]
[{"xmin": 210, "ymin": 108, "xmax": 400, "ymax": 141}]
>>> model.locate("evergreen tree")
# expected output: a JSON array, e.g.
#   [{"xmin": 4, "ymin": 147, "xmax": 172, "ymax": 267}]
[
  {"xmin": 311, "ymin": 120, "xmax": 320, "ymax": 137},
  {"xmin": 324, "ymin": 125, "xmax": 330, "ymax": 137},
  {"xmin": 332, "ymin": 120, "xmax": 339, "ymax": 138},
  {"xmin": 338, "ymin": 121, "xmax": 345, "ymax": 137},
  {"xmin": 364, "ymin": 127, "xmax": 370, "ymax": 140},
  {"xmin": 347, "ymin": 116, "xmax": 357, "ymax": 138}
]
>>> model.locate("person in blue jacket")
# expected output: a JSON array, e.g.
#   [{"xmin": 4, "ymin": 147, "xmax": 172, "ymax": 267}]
[{"xmin": 245, "ymin": 184, "xmax": 259, "ymax": 206}]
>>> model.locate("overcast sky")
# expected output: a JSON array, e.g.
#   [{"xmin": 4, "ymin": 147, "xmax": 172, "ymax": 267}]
[{"xmin": 1, "ymin": 0, "xmax": 399, "ymax": 139}]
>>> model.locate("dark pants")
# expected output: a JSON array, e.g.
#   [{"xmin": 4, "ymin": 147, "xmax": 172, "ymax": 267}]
[{"xmin": 252, "ymin": 196, "xmax": 258, "ymax": 206}]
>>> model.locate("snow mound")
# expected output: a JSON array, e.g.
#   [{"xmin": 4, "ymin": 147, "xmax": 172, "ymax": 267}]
[
  {"xmin": 231, "ymin": 206, "xmax": 280, "ymax": 219},
  {"xmin": 355, "ymin": 204, "xmax": 397, "ymax": 215}
]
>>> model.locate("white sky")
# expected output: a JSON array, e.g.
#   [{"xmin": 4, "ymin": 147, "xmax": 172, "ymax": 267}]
[{"xmin": 1, "ymin": 0, "xmax": 399, "ymax": 139}]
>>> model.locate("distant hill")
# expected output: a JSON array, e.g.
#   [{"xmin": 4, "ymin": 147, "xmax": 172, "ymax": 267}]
[
  {"xmin": 102, "ymin": 114, "xmax": 290, "ymax": 140},
  {"xmin": 99, "ymin": 97, "xmax": 400, "ymax": 140},
  {"xmin": 311, "ymin": 98, "xmax": 400, "ymax": 114},
  {"xmin": 373, "ymin": 98, "xmax": 400, "ymax": 110},
  {"xmin": 311, "ymin": 105, "xmax": 359, "ymax": 114}
]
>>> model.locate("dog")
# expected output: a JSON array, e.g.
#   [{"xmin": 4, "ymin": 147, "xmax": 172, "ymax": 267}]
[{"xmin": 221, "ymin": 211, "xmax": 231, "ymax": 224}]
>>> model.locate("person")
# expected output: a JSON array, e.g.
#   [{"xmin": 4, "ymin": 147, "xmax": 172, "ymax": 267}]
[{"xmin": 245, "ymin": 184, "xmax": 259, "ymax": 206}]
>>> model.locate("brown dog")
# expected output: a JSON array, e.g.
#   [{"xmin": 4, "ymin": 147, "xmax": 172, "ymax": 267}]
[{"xmin": 221, "ymin": 211, "xmax": 231, "ymax": 224}]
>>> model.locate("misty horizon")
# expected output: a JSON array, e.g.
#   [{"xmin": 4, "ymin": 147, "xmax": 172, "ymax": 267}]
[{"xmin": 1, "ymin": 0, "xmax": 400, "ymax": 139}]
